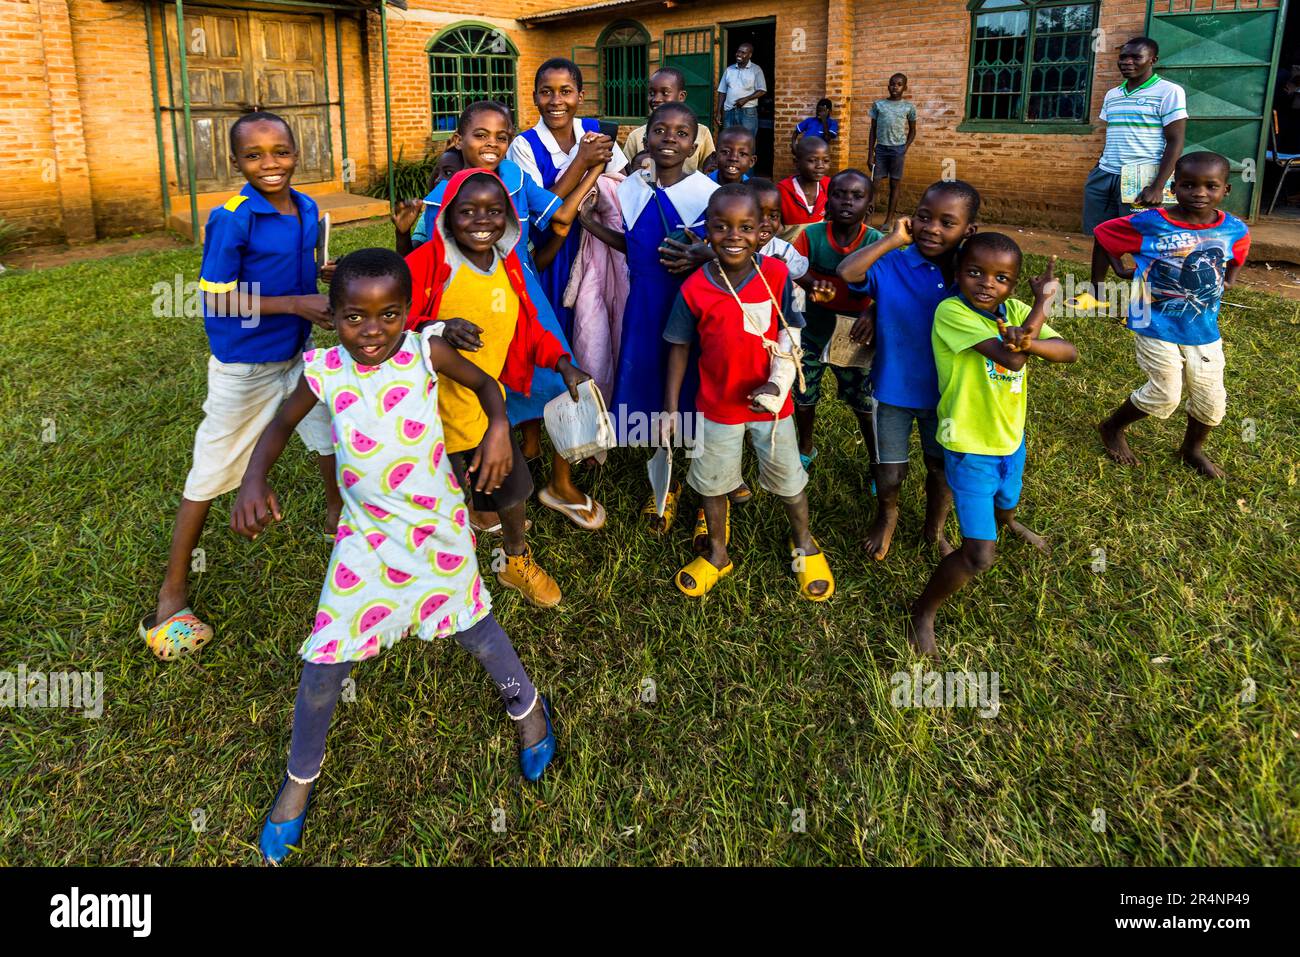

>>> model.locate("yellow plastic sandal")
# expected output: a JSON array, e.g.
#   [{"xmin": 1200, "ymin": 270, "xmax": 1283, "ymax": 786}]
[
  {"xmin": 691, "ymin": 502, "xmax": 731, "ymax": 554},
  {"xmin": 675, "ymin": 556, "xmax": 734, "ymax": 597},
  {"xmin": 790, "ymin": 539, "xmax": 835, "ymax": 602},
  {"xmin": 643, "ymin": 486, "xmax": 679, "ymax": 535}
]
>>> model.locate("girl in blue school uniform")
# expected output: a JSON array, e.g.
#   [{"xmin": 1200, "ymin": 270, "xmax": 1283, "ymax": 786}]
[
  {"xmin": 395, "ymin": 100, "xmax": 609, "ymax": 531},
  {"xmin": 505, "ymin": 57, "xmax": 628, "ymax": 343},
  {"xmin": 578, "ymin": 101, "xmax": 718, "ymax": 532}
]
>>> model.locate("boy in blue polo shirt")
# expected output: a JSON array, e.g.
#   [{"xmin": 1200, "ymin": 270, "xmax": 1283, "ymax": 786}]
[
  {"xmin": 837, "ymin": 179, "xmax": 980, "ymax": 562},
  {"xmin": 139, "ymin": 111, "xmax": 340, "ymax": 660}
]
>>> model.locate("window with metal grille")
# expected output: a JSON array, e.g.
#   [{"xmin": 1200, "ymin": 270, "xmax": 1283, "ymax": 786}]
[
  {"xmin": 599, "ymin": 21, "xmax": 650, "ymax": 122},
  {"xmin": 966, "ymin": 0, "xmax": 1098, "ymax": 125},
  {"xmin": 428, "ymin": 25, "xmax": 518, "ymax": 136}
]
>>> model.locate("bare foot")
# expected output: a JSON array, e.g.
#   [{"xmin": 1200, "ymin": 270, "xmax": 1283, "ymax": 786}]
[
  {"xmin": 1006, "ymin": 519, "xmax": 1051, "ymax": 555},
  {"xmin": 928, "ymin": 533, "xmax": 955, "ymax": 558},
  {"xmin": 865, "ymin": 508, "xmax": 898, "ymax": 561},
  {"xmin": 324, "ymin": 500, "xmax": 343, "ymax": 537},
  {"xmin": 1182, "ymin": 447, "xmax": 1226, "ymax": 480},
  {"xmin": 906, "ymin": 610, "xmax": 940, "ymax": 661},
  {"xmin": 1098, "ymin": 421, "xmax": 1139, "ymax": 465}
]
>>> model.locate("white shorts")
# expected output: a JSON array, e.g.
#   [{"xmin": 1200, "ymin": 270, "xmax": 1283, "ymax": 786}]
[
  {"xmin": 1129, "ymin": 336, "xmax": 1226, "ymax": 426},
  {"xmin": 183, "ymin": 352, "xmax": 333, "ymax": 502},
  {"xmin": 686, "ymin": 413, "xmax": 808, "ymax": 499}
]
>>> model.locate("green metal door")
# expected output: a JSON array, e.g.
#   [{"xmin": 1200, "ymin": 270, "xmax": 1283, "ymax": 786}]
[
  {"xmin": 663, "ymin": 28, "xmax": 715, "ymax": 133},
  {"xmin": 1146, "ymin": 0, "xmax": 1289, "ymax": 219}
]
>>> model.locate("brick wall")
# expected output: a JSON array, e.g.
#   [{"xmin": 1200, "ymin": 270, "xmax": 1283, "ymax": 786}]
[{"xmin": 849, "ymin": 0, "xmax": 1150, "ymax": 229}]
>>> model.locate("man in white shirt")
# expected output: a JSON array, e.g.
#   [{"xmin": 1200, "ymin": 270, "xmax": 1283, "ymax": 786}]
[{"xmin": 714, "ymin": 43, "xmax": 767, "ymax": 137}]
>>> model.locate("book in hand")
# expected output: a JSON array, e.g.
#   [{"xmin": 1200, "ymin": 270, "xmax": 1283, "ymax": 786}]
[
  {"xmin": 1120, "ymin": 163, "xmax": 1175, "ymax": 205},
  {"xmin": 646, "ymin": 446, "xmax": 672, "ymax": 518},
  {"xmin": 316, "ymin": 212, "xmax": 331, "ymax": 269},
  {"xmin": 543, "ymin": 378, "xmax": 616, "ymax": 465},
  {"xmin": 822, "ymin": 313, "xmax": 873, "ymax": 369}
]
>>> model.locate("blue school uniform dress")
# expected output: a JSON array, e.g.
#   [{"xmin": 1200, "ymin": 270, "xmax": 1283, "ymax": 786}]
[
  {"xmin": 412, "ymin": 161, "xmax": 570, "ymax": 425},
  {"xmin": 505, "ymin": 119, "xmax": 627, "ymax": 343},
  {"xmin": 611, "ymin": 171, "xmax": 718, "ymax": 423}
]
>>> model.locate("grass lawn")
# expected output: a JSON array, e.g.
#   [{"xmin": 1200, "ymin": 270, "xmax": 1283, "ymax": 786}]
[{"xmin": 1, "ymin": 221, "xmax": 1296, "ymax": 866}]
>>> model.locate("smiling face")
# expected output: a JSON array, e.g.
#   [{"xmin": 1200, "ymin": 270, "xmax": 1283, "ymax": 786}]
[
  {"xmin": 648, "ymin": 70, "xmax": 686, "ymax": 110},
  {"xmin": 534, "ymin": 67, "xmax": 583, "ymax": 131},
  {"xmin": 735, "ymin": 43, "xmax": 753, "ymax": 67},
  {"xmin": 334, "ymin": 273, "xmax": 409, "ymax": 366},
  {"xmin": 795, "ymin": 141, "xmax": 830, "ymax": 182},
  {"xmin": 231, "ymin": 119, "xmax": 297, "ymax": 196},
  {"xmin": 912, "ymin": 188, "xmax": 977, "ymax": 259},
  {"xmin": 755, "ymin": 189, "xmax": 782, "ymax": 245},
  {"xmin": 957, "ymin": 244, "xmax": 1021, "ymax": 313},
  {"xmin": 715, "ymin": 130, "xmax": 756, "ymax": 183},
  {"xmin": 1118, "ymin": 42, "xmax": 1156, "ymax": 82},
  {"xmin": 706, "ymin": 193, "xmax": 761, "ymax": 270},
  {"xmin": 453, "ymin": 108, "xmax": 510, "ymax": 170},
  {"xmin": 1172, "ymin": 157, "xmax": 1230, "ymax": 216},
  {"xmin": 645, "ymin": 107, "xmax": 696, "ymax": 174},
  {"xmin": 448, "ymin": 177, "xmax": 508, "ymax": 256},
  {"xmin": 827, "ymin": 173, "xmax": 872, "ymax": 226}
]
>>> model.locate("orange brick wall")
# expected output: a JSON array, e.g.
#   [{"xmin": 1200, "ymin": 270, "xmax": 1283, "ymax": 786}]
[{"xmin": 849, "ymin": 0, "xmax": 1150, "ymax": 229}]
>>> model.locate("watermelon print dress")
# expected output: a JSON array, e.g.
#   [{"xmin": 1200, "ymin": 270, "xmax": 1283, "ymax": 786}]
[{"xmin": 299, "ymin": 331, "xmax": 490, "ymax": 664}]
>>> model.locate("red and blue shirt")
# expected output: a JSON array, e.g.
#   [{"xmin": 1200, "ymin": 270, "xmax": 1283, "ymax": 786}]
[{"xmin": 1093, "ymin": 207, "xmax": 1250, "ymax": 345}]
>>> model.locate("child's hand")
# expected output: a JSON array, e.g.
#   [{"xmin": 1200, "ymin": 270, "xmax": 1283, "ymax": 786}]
[
  {"xmin": 811, "ymin": 279, "xmax": 836, "ymax": 303},
  {"xmin": 556, "ymin": 356, "xmax": 592, "ymax": 401},
  {"xmin": 659, "ymin": 228, "xmax": 713, "ymax": 274},
  {"xmin": 441, "ymin": 318, "xmax": 484, "ymax": 351},
  {"xmin": 1030, "ymin": 254, "xmax": 1060, "ymax": 304},
  {"xmin": 889, "ymin": 216, "xmax": 913, "ymax": 246},
  {"xmin": 1135, "ymin": 183, "xmax": 1164, "ymax": 208},
  {"xmin": 747, "ymin": 382, "xmax": 780, "ymax": 413},
  {"xmin": 318, "ymin": 260, "xmax": 337, "ymax": 285},
  {"xmin": 231, "ymin": 481, "xmax": 281, "ymax": 539},
  {"xmin": 295, "ymin": 294, "xmax": 333, "ymax": 329},
  {"xmin": 849, "ymin": 309, "xmax": 875, "ymax": 345},
  {"xmin": 1000, "ymin": 323, "xmax": 1036, "ymax": 353},
  {"xmin": 469, "ymin": 422, "xmax": 512, "ymax": 493},
  {"xmin": 392, "ymin": 198, "xmax": 424, "ymax": 235},
  {"xmin": 658, "ymin": 411, "xmax": 676, "ymax": 448},
  {"xmin": 577, "ymin": 134, "xmax": 614, "ymax": 169}
]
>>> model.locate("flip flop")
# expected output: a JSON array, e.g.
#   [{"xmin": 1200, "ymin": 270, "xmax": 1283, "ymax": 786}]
[
  {"xmin": 139, "ymin": 607, "xmax": 214, "ymax": 660},
  {"xmin": 537, "ymin": 487, "xmax": 607, "ymax": 531},
  {"xmin": 789, "ymin": 538, "xmax": 835, "ymax": 602},
  {"xmin": 728, "ymin": 483, "xmax": 753, "ymax": 505},
  {"xmin": 675, "ymin": 555, "xmax": 734, "ymax": 597},
  {"xmin": 692, "ymin": 502, "xmax": 731, "ymax": 555},
  {"xmin": 470, "ymin": 514, "xmax": 532, "ymax": 535}
]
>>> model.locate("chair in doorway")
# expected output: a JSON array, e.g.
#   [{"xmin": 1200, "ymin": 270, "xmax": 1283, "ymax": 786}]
[{"xmin": 1265, "ymin": 110, "xmax": 1300, "ymax": 215}]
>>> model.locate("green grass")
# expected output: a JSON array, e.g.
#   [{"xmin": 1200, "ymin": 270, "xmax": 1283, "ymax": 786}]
[{"xmin": 1, "ymin": 222, "xmax": 1297, "ymax": 866}]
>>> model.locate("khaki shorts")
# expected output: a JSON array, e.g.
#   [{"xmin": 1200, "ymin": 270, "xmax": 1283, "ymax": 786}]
[
  {"xmin": 1129, "ymin": 335, "xmax": 1226, "ymax": 426},
  {"xmin": 687, "ymin": 413, "xmax": 808, "ymax": 499},
  {"xmin": 183, "ymin": 352, "xmax": 333, "ymax": 502}
]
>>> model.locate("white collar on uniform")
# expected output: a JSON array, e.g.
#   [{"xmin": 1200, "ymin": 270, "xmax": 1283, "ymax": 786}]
[
  {"xmin": 531, "ymin": 118, "xmax": 588, "ymax": 170},
  {"xmin": 617, "ymin": 170, "xmax": 718, "ymax": 231}
]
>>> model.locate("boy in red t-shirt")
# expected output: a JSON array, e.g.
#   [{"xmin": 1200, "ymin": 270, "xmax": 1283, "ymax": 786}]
[
  {"xmin": 777, "ymin": 135, "xmax": 831, "ymax": 242},
  {"xmin": 661, "ymin": 185, "xmax": 834, "ymax": 601}
]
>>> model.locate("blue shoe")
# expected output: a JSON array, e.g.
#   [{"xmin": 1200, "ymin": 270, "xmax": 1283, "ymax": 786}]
[
  {"xmin": 519, "ymin": 695, "xmax": 556, "ymax": 782},
  {"xmin": 259, "ymin": 775, "xmax": 314, "ymax": 865},
  {"xmin": 800, "ymin": 447, "xmax": 818, "ymax": 472}
]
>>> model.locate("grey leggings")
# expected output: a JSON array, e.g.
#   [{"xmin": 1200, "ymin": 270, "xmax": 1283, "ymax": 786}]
[{"xmin": 285, "ymin": 612, "xmax": 536, "ymax": 782}]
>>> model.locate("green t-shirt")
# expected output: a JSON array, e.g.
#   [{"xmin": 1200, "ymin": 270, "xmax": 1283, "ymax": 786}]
[{"xmin": 932, "ymin": 296, "xmax": 1058, "ymax": 457}]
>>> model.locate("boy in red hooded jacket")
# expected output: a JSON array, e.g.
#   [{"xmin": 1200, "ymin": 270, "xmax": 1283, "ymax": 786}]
[{"xmin": 405, "ymin": 169, "xmax": 590, "ymax": 608}]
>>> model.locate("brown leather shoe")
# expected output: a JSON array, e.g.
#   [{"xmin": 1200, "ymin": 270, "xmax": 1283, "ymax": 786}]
[{"xmin": 496, "ymin": 545, "xmax": 562, "ymax": 608}]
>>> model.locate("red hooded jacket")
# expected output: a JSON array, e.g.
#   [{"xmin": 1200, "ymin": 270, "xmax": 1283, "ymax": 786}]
[{"xmin": 404, "ymin": 167, "xmax": 568, "ymax": 396}]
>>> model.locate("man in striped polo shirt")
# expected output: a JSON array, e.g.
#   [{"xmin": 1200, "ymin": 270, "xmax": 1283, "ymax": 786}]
[{"xmin": 1077, "ymin": 36, "xmax": 1187, "ymax": 311}]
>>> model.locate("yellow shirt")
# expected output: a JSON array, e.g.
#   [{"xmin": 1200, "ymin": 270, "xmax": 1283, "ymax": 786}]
[{"xmin": 436, "ymin": 259, "xmax": 518, "ymax": 453}]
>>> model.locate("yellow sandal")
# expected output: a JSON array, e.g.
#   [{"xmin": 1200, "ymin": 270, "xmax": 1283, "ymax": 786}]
[
  {"xmin": 675, "ymin": 555, "xmax": 734, "ymax": 597},
  {"xmin": 790, "ymin": 539, "xmax": 835, "ymax": 602},
  {"xmin": 643, "ymin": 485, "xmax": 679, "ymax": 535},
  {"xmin": 691, "ymin": 502, "xmax": 731, "ymax": 554}
]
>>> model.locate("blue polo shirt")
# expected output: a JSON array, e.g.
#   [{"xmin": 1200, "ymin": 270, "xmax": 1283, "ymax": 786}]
[
  {"xmin": 796, "ymin": 116, "xmax": 839, "ymax": 141},
  {"xmin": 198, "ymin": 184, "xmax": 319, "ymax": 364},
  {"xmin": 706, "ymin": 170, "xmax": 752, "ymax": 184},
  {"xmin": 849, "ymin": 243, "xmax": 955, "ymax": 409}
]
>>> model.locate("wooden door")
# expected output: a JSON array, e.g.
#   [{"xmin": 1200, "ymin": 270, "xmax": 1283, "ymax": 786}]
[{"xmin": 249, "ymin": 14, "xmax": 331, "ymax": 184}]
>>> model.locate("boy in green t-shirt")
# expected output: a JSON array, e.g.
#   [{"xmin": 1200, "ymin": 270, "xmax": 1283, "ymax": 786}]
[{"xmin": 908, "ymin": 234, "xmax": 1078, "ymax": 657}]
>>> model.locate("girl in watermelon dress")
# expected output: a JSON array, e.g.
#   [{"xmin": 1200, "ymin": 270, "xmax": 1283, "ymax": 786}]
[{"xmin": 232, "ymin": 247, "xmax": 556, "ymax": 865}]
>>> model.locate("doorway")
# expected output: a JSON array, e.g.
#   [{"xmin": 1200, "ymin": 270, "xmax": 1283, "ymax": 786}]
[
  {"xmin": 1264, "ymin": 1, "xmax": 1300, "ymax": 218},
  {"xmin": 720, "ymin": 19, "xmax": 776, "ymax": 177},
  {"xmin": 164, "ymin": 6, "xmax": 333, "ymax": 194}
]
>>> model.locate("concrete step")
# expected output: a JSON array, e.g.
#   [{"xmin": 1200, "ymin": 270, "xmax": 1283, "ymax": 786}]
[{"xmin": 168, "ymin": 186, "xmax": 389, "ymax": 242}]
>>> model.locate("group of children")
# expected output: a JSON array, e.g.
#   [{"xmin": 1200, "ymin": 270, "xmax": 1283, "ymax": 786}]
[{"xmin": 136, "ymin": 49, "xmax": 1250, "ymax": 863}]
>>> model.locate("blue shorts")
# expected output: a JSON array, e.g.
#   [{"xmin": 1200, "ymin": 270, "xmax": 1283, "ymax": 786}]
[
  {"xmin": 943, "ymin": 438, "xmax": 1027, "ymax": 541},
  {"xmin": 872, "ymin": 398, "xmax": 943, "ymax": 464}
]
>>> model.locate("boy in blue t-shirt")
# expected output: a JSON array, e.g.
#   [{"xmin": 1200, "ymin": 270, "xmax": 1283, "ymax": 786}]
[
  {"xmin": 139, "ymin": 112, "xmax": 340, "ymax": 660},
  {"xmin": 791, "ymin": 98, "xmax": 839, "ymax": 153},
  {"xmin": 838, "ymin": 180, "xmax": 980, "ymax": 561},
  {"xmin": 1095, "ymin": 152, "xmax": 1250, "ymax": 479}
]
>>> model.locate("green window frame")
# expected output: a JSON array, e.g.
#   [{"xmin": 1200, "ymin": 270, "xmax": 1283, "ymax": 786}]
[
  {"xmin": 961, "ymin": 0, "xmax": 1099, "ymax": 132},
  {"xmin": 598, "ymin": 20, "xmax": 651, "ymax": 123},
  {"xmin": 427, "ymin": 23, "xmax": 519, "ymax": 138}
]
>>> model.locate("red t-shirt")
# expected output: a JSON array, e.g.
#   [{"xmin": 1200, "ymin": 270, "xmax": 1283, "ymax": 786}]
[
  {"xmin": 778, "ymin": 175, "xmax": 830, "ymax": 226},
  {"xmin": 666, "ymin": 257, "xmax": 798, "ymax": 425}
]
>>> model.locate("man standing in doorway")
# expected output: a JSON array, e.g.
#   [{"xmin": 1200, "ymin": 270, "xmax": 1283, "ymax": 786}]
[{"xmin": 715, "ymin": 43, "xmax": 767, "ymax": 137}]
